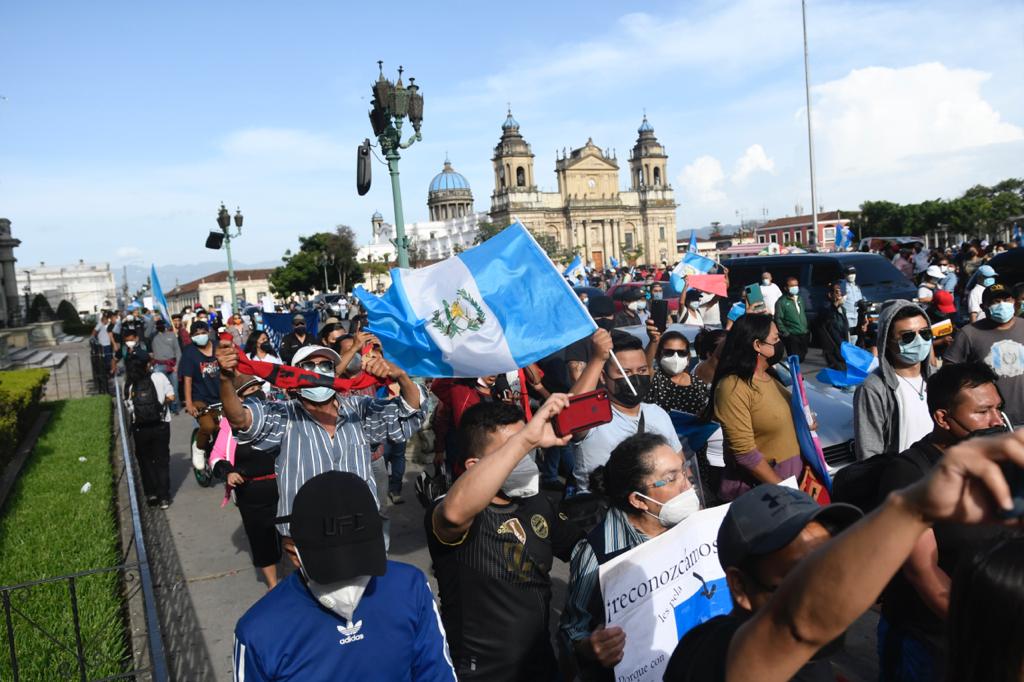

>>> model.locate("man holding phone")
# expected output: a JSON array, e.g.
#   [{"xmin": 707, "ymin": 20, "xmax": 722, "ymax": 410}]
[
  {"xmin": 427, "ymin": 396, "xmax": 584, "ymax": 681},
  {"xmin": 569, "ymin": 329, "xmax": 683, "ymax": 492}
]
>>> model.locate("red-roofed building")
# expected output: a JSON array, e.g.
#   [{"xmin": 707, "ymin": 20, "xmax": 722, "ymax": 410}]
[{"xmin": 755, "ymin": 211, "xmax": 855, "ymax": 250}]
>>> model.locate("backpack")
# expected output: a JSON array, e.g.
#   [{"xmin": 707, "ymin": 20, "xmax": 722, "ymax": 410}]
[{"xmin": 131, "ymin": 378, "xmax": 165, "ymax": 428}]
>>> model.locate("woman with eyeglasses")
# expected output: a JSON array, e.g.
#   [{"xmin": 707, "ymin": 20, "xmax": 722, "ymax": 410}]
[
  {"xmin": 559, "ymin": 432, "xmax": 701, "ymax": 678},
  {"xmin": 852, "ymin": 300, "xmax": 936, "ymax": 461},
  {"xmin": 244, "ymin": 330, "xmax": 282, "ymax": 397},
  {"xmin": 648, "ymin": 332, "xmax": 710, "ymax": 415}
]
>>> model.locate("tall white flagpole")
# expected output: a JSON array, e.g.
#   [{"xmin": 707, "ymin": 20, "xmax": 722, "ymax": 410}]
[{"xmin": 802, "ymin": 0, "xmax": 820, "ymax": 246}]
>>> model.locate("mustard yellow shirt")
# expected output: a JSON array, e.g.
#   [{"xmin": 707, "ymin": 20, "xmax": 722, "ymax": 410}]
[{"xmin": 714, "ymin": 374, "xmax": 800, "ymax": 464}]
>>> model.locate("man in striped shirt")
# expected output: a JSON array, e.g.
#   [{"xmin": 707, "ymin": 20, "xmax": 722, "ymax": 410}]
[{"xmin": 216, "ymin": 343, "xmax": 426, "ymax": 540}]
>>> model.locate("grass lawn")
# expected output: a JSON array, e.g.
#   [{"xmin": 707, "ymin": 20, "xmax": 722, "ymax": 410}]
[{"xmin": 0, "ymin": 396, "xmax": 128, "ymax": 680}]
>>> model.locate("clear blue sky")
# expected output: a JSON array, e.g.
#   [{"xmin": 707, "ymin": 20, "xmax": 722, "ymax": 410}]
[{"xmin": 2, "ymin": 0, "xmax": 1021, "ymax": 268}]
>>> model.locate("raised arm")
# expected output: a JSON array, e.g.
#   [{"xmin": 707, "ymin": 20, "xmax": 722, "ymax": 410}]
[
  {"xmin": 432, "ymin": 395, "xmax": 571, "ymax": 543},
  {"xmin": 726, "ymin": 430, "xmax": 1024, "ymax": 682},
  {"xmin": 215, "ymin": 343, "xmax": 252, "ymax": 431},
  {"xmin": 570, "ymin": 329, "xmax": 613, "ymax": 396}
]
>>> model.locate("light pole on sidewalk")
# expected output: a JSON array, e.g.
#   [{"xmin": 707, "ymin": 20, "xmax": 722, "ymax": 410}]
[{"xmin": 213, "ymin": 203, "xmax": 244, "ymax": 313}]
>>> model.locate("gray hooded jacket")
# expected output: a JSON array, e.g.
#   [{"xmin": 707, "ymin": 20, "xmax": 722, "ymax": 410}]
[{"xmin": 852, "ymin": 299, "xmax": 934, "ymax": 460}]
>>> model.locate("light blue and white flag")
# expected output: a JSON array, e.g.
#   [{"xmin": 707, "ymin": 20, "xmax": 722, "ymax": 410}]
[
  {"xmin": 670, "ymin": 251, "xmax": 716, "ymax": 292},
  {"xmin": 150, "ymin": 265, "xmax": 171, "ymax": 325},
  {"xmin": 563, "ymin": 254, "xmax": 586, "ymax": 282},
  {"xmin": 609, "ymin": 256, "xmax": 620, "ymax": 269},
  {"xmin": 835, "ymin": 224, "xmax": 854, "ymax": 250},
  {"xmin": 688, "ymin": 229, "xmax": 698, "ymax": 253},
  {"xmin": 354, "ymin": 222, "xmax": 597, "ymax": 377}
]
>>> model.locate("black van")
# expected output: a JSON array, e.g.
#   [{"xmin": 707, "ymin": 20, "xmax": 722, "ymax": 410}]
[{"xmin": 723, "ymin": 253, "xmax": 916, "ymax": 324}]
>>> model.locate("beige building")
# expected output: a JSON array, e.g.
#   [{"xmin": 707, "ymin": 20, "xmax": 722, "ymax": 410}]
[
  {"xmin": 489, "ymin": 110, "xmax": 678, "ymax": 269},
  {"xmin": 16, "ymin": 259, "xmax": 117, "ymax": 316},
  {"xmin": 165, "ymin": 268, "xmax": 273, "ymax": 312}
]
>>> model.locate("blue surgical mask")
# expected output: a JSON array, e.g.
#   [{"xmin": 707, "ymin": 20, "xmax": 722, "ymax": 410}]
[
  {"xmin": 983, "ymin": 277, "xmax": 996, "ymax": 287},
  {"xmin": 897, "ymin": 336, "xmax": 933, "ymax": 365},
  {"xmin": 300, "ymin": 384, "xmax": 336, "ymax": 403},
  {"xmin": 191, "ymin": 334, "xmax": 209, "ymax": 347},
  {"xmin": 989, "ymin": 302, "xmax": 1015, "ymax": 324},
  {"xmin": 788, "ymin": 286, "xmax": 799, "ymax": 296}
]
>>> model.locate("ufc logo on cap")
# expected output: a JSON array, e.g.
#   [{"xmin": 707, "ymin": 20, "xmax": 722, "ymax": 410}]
[{"xmin": 323, "ymin": 514, "xmax": 365, "ymax": 536}]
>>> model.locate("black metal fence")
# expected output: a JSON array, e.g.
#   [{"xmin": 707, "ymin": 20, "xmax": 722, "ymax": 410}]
[{"xmin": 0, "ymin": 382, "xmax": 169, "ymax": 681}]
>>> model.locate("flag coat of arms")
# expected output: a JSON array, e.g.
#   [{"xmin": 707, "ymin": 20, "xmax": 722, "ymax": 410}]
[{"xmin": 355, "ymin": 222, "xmax": 597, "ymax": 377}]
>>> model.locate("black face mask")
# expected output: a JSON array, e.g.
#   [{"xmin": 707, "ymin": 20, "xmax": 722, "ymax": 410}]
[
  {"xmin": 259, "ymin": 342, "xmax": 275, "ymax": 354},
  {"xmin": 760, "ymin": 339, "xmax": 786, "ymax": 366},
  {"xmin": 965, "ymin": 424, "xmax": 1010, "ymax": 440},
  {"xmin": 294, "ymin": 325, "xmax": 306, "ymax": 334},
  {"xmin": 610, "ymin": 375, "xmax": 651, "ymax": 407}
]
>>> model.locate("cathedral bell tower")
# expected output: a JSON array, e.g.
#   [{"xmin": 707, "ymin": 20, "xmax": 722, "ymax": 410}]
[
  {"xmin": 492, "ymin": 107, "xmax": 536, "ymax": 193},
  {"xmin": 629, "ymin": 115, "xmax": 669, "ymax": 190}
]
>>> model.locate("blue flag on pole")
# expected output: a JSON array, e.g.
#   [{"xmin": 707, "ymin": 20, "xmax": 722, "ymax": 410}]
[
  {"xmin": 150, "ymin": 265, "xmax": 171, "ymax": 325},
  {"xmin": 355, "ymin": 222, "xmax": 597, "ymax": 377},
  {"xmin": 563, "ymin": 254, "xmax": 586, "ymax": 282},
  {"xmin": 609, "ymin": 256, "xmax": 619, "ymax": 269},
  {"xmin": 788, "ymin": 355, "xmax": 833, "ymax": 494},
  {"xmin": 688, "ymin": 230, "xmax": 698, "ymax": 253}
]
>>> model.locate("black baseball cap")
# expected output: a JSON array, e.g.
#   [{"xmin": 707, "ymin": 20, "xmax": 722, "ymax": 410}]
[
  {"xmin": 983, "ymin": 283, "xmax": 1013, "ymax": 306},
  {"xmin": 717, "ymin": 485, "xmax": 861, "ymax": 570},
  {"xmin": 275, "ymin": 471, "xmax": 385, "ymax": 583}
]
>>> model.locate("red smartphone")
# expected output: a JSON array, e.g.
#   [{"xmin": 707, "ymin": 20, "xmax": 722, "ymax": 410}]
[{"xmin": 553, "ymin": 389, "xmax": 613, "ymax": 437}]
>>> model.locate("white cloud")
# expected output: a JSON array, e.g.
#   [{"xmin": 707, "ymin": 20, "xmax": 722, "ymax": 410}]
[
  {"xmin": 813, "ymin": 62, "xmax": 1024, "ymax": 176},
  {"xmin": 732, "ymin": 144, "xmax": 776, "ymax": 183},
  {"xmin": 680, "ymin": 156, "xmax": 727, "ymax": 204},
  {"xmin": 116, "ymin": 246, "xmax": 143, "ymax": 261}
]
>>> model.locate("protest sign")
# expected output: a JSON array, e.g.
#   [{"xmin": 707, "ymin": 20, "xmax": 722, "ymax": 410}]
[
  {"xmin": 599, "ymin": 504, "xmax": 733, "ymax": 682},
  {"xmin": 599, "ymin": 477, "xmax": 800, "ymax": 682}
]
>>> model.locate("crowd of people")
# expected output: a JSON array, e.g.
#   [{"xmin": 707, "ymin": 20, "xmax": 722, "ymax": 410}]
[{"xmin": 95, "ymin": 241, "xmax": 1024, "ymax": 681}]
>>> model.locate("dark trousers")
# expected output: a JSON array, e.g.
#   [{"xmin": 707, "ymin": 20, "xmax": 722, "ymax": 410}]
[
  {"xmin": 540, "ymin": 444, "xmax": 575, "ymax": 483},
  {"xmin": 383, "ymin": 440, "xmax": 406, "ymax": 494},
  {"xmin": 133, "ymin": 422, "xmax": 170, "ymax": 500},
  {"xmin": 236, "ymin": 480, "xmax": 282, "ymax": 568},
  {"xmin": 782, "ymin": 333, "xmax": 809, "ymax": 362}
]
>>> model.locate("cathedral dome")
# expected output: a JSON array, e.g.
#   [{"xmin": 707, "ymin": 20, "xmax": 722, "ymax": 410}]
[
  {"xmin": 429, "ymin": 160, "xmax": 471, "ymax": 193},
  {"xmin": 501, "ymin": 108, "xmax": 520, "ymax": 131},
  {"xmin": 371, "ymin": 209, "xmax": 383, "ymax": 221}
]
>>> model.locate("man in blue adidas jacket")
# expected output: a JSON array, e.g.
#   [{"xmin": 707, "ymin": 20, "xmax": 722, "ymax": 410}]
[{"xmin": 233, "ymin": 470, "xmax": 455, "ymax": 681}]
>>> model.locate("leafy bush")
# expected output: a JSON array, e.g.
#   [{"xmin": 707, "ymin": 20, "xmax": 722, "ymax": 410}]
[
  {"xmin": 0, "ymin": 368, "xmax": 50, "ymax": 474},
  {"xmin": 28, "ymin": 293, "xmax": 55, "ymax": 323},
  {"xmin": 0, "ymin": 397, "xmax": 126, "ymax": 679}
]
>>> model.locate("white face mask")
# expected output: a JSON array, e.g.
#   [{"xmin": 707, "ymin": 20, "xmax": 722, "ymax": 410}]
[
  {"xmin": 660, "ymin": 355, "xmax": 689, "ymax": 376},
  {"xmin": 761, "ymin": 278, "xmax": 771, "ymax": 286},
  {"xmin": 635, "ymin": 488, "xmax": 701, "ymax": 527},
  {"xmin": 300, "ymin": 367, "xmax": 337, "ymax": 403},
  {"xmin": 629, "ymin": 300, "xmax": 647, "ymax": 312},
  {"xmin": 298, "ymin": 549, "xmax": 371, "ymax": 622},
  {"xmin": 125, "ymin": 340, "xmax": 137, "ymax": 349},
  {"xmin": 501, "ymin": 452, "xmax": 539, "ymax": 498},
  {"xmin": 846, "ymin": 274, "xmax": 856, "ymax": 283}
]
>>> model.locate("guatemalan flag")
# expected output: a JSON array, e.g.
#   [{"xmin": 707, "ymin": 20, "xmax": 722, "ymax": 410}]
[
  {"xmin": 355, "ymin": 222, "xmax": 597, "ymax": 377},
  {"xmin": 150, "ymin": 265, "xmax": 172, "ymax": 325},
  {"xmin": 670, "ymin": 251, "xmax": 716, "ymax": 294},
  {"xmin": 563, "ymin": 254, "xmax": 586, "ymax": 282}
]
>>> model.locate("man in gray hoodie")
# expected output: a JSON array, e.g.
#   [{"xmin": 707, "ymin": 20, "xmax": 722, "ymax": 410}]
[{"xmin": 853, "ymin": 300, "xmax": 936, "ymax": 460}]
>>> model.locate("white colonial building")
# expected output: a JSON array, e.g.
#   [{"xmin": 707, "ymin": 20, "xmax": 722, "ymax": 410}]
[
  {"xmin": 16, "ymin": 260, "xmax": 117, "ymax": 316},
  {"xmin": 358, "ymin": 159, "xmax": 485, "ymax": 268},
  {"xmin": 164, "ymin": 268, "xmax": 273, "ymax": 312}
]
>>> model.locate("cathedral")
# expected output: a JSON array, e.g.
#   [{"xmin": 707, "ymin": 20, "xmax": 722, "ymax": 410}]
[{"xmin": 488, "ymin": 109, "xmax": 678, "ymax": 268}]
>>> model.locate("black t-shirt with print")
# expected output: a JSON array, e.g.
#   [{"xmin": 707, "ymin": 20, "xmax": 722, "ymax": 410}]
[
  {"xmin": 179, "ymin": 344, "xmax": 220, "ymax": 404},
  {"xmin": 425, "ymin": 494, "xmax": 582, "ymax": 681}
]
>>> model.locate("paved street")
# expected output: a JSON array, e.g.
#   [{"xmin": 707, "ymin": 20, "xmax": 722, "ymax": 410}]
[{"xmin": 142, "ymin": 350, "xmax": 877, "ymax": 681}]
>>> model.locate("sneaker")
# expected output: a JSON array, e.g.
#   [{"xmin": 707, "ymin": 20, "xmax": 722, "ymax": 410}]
[
  {"xmin": 146, "ymin": 495, "xmax": 159, "ymax": 507},
  {"xmin": 191, "ymin": 442, "xmax": 206, "ymax": 470},
  {"xmin": 159, "ymin": 499, "xmax": 171, "ymax": 510},
  {"xmin": 388, "ymin": 492, "xmax": 405, "ymax": 505}
]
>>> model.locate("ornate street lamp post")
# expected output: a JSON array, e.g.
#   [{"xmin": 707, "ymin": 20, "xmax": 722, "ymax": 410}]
[
  {"xmin": 319, "ymin": 252, "xmax": 335, "ymax": 293},
  {"xmin": 215, "ymin": 203, "xmax": 244, "ymax": 314},
  {"xmin": 368, "ymin": 61, "xmax": 423, "ymax": 269}
]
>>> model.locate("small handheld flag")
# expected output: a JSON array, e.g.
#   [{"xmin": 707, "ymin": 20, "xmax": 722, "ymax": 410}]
[{"xmin": 150, "ymin": 265, "xmax": 171, "ymax": 325}]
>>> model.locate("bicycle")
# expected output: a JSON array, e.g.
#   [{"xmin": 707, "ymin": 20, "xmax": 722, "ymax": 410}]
[{"xmin": 190, "ymin": 402, "xmax": 222, "ymax": 487}]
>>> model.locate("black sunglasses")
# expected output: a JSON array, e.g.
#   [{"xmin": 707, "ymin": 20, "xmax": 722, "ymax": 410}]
[
  {"xmin": 896, "ymin": 328, "xmax": 933, "ymax": 345},
  {"xmin": 661, "ymin": 348, "xmax": 689, "ymax": 358}
]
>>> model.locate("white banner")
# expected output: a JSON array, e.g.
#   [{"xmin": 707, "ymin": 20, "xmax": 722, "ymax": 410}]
[
  {"xmin": 599, "ymin": 477, "xmax": 798, "ymax": 681},
  {"xmin": 599, "ymin": 505, "xmax": 733, "ymax": 682}
]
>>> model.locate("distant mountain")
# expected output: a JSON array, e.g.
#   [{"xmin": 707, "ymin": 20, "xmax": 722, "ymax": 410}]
[
  {"xmin": 676, "ymin": 224, "xmax": 743, "ymax": 240},
  {"xmin": 119, "ymin": 260, "xmax": 281, "ymax": 292}
]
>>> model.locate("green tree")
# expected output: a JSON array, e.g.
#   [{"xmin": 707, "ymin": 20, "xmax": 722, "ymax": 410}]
[
  {"xmin": 28, "ymin": 294, "xmax": 55, "ymax": 323},
  {"xmin": 473, "ymin": 221, "xmax": 503, "ymax": 244},
  {"xmin": 270, "ymin": 227, "xmax": 363, "ymax": 296}
]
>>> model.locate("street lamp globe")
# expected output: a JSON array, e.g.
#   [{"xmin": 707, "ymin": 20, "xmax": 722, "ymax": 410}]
[
  {"xmin": 234, "ymin": 207, "xmax": 244, "ymax": 230},
  {"xmin": 217, "ymin": 203, "xmax": 231, "ymax": 231}
]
